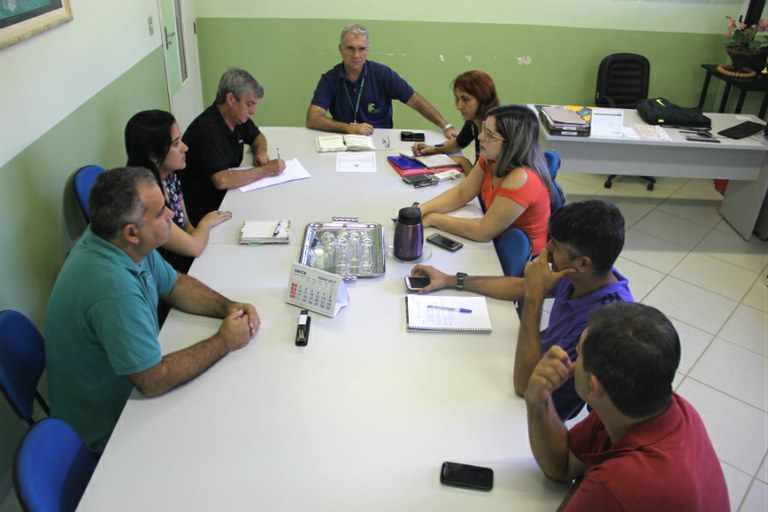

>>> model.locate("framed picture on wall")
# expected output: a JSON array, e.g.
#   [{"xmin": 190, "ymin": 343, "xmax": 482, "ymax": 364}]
[{"xmin": 0, "ymin": 0, "xmax": 72, "ymax": 50}]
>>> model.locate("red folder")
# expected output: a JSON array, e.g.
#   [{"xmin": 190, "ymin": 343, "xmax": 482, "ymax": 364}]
[{"xmin": 387, "ymin": 156, "xmax": 461, "ymax": 177}]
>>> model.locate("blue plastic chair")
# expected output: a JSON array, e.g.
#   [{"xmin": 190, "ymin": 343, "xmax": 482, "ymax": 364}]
[
  {"xmin": 544, "ymin": 150, "xmax": 566, "ymax": 213},
  {"xmin": 0, "ymin": 310, "xmax": 49, "ymax": 426},
  {"xmin": 13, "ymin": 418, "xmax": 97, "ymax": 512},
  {"xmin": 496, "ymin": 228, "xmax": 533, "ymax": 278},
  {"xmin": 544, "ymin": 150, "xmax": 561, "ymax": 181},
  {"xmin": 73, "ymin": 165, "xmax": 105, "ymax": 223}
]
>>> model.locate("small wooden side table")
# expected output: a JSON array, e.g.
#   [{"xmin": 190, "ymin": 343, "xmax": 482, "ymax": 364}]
[{"xmin": 698, "ymin": 64, "xmax": 768, "ymax": 119}]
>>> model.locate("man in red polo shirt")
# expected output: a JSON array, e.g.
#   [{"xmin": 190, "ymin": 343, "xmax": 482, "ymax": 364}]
[{"xmin": 525, "ymin": 302, "xmax": 729, "ymax": 511}]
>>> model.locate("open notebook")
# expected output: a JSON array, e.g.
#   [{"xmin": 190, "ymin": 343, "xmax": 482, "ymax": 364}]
[{"xmin": 405, "ymin": 295, "xmax": 492, "ymax": 334}]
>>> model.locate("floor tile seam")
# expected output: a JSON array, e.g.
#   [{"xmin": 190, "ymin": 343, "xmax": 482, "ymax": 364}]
[
  {"xmin": 707, "ymin": 334, "xmax": 768, "ymax": 362},
  {"xmin": 653, "ymin": 275, "xmax": 740, "ymax": 320},
  {"xmin": 681, "ymin": 375, "xmax": 768, "ymax": 415},
  {"xmin": 737, "ymin": 477, "xmax": 766, "ymax": 512}
]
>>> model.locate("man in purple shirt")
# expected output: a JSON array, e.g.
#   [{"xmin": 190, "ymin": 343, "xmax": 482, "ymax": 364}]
[{"xmin": 412, "ymin": 200, "xmax": 633, "ymax": 419}]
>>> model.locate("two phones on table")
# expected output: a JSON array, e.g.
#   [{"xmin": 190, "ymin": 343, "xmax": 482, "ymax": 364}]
[
  {"xmin": 681, "ymin": 130, "xmax": 720, "ymax": 143},
  {"xmin": 404, "ymin": 233, "xmax": 463, "ymax": 291}
]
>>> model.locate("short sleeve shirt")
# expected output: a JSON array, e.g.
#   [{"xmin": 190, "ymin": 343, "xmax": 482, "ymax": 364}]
[
  {"xmin": 566, "ymin": 393, "xmax": 729, "ymax": 511},
  {"xmin": 163, "ymin": 171, "xmax": 186, "ymax": 229},
  {"xmin": 45, "ymin": 228, "xmax": 177, "ymax": 452},
  {"xmin": 478, "ymin": 157, "xmax": 551, "ymax": 253},
  {"xmin": 310, "ymin": 61, "xmax": 415, "ymax": 128},
  {"xmin": 181, "ymin": 104, "xmax": 260, "ymax": 224},
  {"xmin": 544, "ymin": 269, "xmax": 633, "ymax": 419}
]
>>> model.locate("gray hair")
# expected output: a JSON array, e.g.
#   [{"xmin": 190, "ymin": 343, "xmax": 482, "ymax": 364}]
[
  {"xmin": 485, "ymin": 104, "xmax": 554, "ymax": 204},
  {"xmin": 89, "ymin": 167, "xmax": 157, "ymax": 240},
  {"xmin": 340, "ymin": 23, "xmax": 369, "ymax": 45},
  {"xmin": 214, "ymin": 67, "xmax": 264, "ymax": 104}
]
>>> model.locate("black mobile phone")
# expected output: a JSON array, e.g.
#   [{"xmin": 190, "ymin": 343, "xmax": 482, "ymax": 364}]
[
  {"xmin": 400, "ymin": 131, "xmax": 425, "ymax": 142},
  {"xmin": 413, "ymin": 177, "xmax": 438, "ymax": 188},
  {"xmin": 427, "ymin": 233, "xmax": 463, "ymax": 251},
  {"xmin": 402, "ymin": 174, "xmax": 433, "ymax": 185},
  {"xmin": 404, "ymin": 275, "xmax": 430, "ymax": 291},
  {"xmin": 440, "ymin": 461, "xmax": 493, "ymax": 492}
]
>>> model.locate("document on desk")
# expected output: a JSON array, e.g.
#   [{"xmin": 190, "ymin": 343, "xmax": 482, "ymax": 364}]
[
  {"xmin": 336, "ymin": 151, "xmax": 377, "ymax": 173},
  {"xmin": 589, "ymin": 108, "xmax": 624, "ymax": 137},
  {"xmin": 237, "ymin": 158, "xmax": 311, "ymax": 192},
  {"xmin": 627, "ymin": 124, "xmax": 671, "ymax": 141}
]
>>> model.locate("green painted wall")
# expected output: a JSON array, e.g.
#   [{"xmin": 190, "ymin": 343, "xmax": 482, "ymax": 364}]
[
  {"xmin": 0, "ymin": 48, "xmax": 169, "ymax": 323},
  {"xmin": 196, "ymin": 18, "xmax": 744, "ymax": 129},
  {"xmin": 0, "ymin": 48, "xmax": 169, "ymax": 476}
]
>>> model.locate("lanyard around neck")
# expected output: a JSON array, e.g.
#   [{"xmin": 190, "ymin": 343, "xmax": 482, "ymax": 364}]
[{"xmin": 342, "ymin": 76, "xmax": 365, "ymax": 123}]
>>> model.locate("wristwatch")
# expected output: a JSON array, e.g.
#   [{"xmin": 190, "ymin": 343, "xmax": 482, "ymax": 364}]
[
  {"xmin": 455, "ymin": 272, "xmax": 467, "ymax": 290},
  {"xmin": 443, "ymin": 123, "xmax": 454, "ymax": 131}
]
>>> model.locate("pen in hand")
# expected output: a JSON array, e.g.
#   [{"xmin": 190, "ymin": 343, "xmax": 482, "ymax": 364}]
[
  {"xmin": 276, "ymin": 148, "xmax": 281, "ymax": 160},
  {"xmin": 427, "ymin": 305, "xmax": 472, "ymax": 313}
]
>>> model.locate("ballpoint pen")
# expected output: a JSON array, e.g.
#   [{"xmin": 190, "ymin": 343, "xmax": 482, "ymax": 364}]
[
  {"xmin": 276, "ymin": 148, "xmax": 281, "ymax": 160},
  {"xmin": 272, "ymin": 221, "xmax": 282, "ymax": 238},
  {"xmin": 427, "ymin": 305, "xmax": 472, "ymax": 313}
]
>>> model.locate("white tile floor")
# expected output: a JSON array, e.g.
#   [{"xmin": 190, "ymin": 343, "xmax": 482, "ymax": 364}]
[
  {"xmin": 561, "ymin": 173, "xmax": 768, "ymax": 512},
  {"xmin": 1, "ymin": 173, "xmax": 766, "ymax": 511}
]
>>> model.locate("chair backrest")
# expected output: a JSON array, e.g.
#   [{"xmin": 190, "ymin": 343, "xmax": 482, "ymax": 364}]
[
  {"xmin": 495, "ymin": 228, "xmax": 533, "ymax": 277},
  {"xmin": 544, "ymin": 150, "xmax": 561, "ymax": 181},
  {"xmin": 544, "ymin": 150, "xmax": 566, "ymax": 213},
  {"xmin": 0, "ymin": 310, "xmax": 48, "ymax": 425},
  {"xmin": 14, "ymin": 418, "xmax": 97, "ymax": 512},
  {"xmin": 595, "ymin": 53, "xmax": 650, "ymax": 108},
  {"xmin": 73, "ymin": 165, "xmax": 105, "ymax": 223}
]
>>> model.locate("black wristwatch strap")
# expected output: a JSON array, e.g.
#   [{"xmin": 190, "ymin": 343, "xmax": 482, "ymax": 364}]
[{"xmin": 456, "ymin": 272, "xmax": 467, "ymax": 290}]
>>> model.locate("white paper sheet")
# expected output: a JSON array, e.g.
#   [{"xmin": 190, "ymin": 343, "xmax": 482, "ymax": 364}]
[
  {"xmin": 336, "ymin": 151, "xmax": 377, "ymax": 173},
  {"xmin": 590, "ymin": 108, "xmax": 624, "ymax": 137},
  {"xmin": 237, "ymin": 158, "xmax": 311, "ymax": 192}
]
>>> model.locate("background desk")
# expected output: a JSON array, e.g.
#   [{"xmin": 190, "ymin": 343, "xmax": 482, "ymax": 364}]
[
  {"xmin": 698, "ymin": 64, "xmax": 768, "ymax": 119},
  {"xmin": 77, "ymin": 129, "xmax": 568, "ymax": 511},
  {"xmin": 539, "ymin": 109, "xmax": 768, "ymax": 240}
]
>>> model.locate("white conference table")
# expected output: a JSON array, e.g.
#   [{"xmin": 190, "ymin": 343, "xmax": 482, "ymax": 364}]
[
  {"xmin": 77, "ymin": 129, "xmax": 569, "ymax": 511},
  {"xmin": 536, "ymin": 107, "xmax": 768, "ymax": 240}
]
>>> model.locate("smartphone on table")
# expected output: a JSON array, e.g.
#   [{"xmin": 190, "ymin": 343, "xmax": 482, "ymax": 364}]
[
  {"xmin": 440, "ymin": 461, "xmax": 493, "ymax": 491},
  {"xmin": 402, "ymin": 174, "xmax": 437, "ymax": 187},
  {"xmin": 427, "ymin": 233, "xmax": 463, "ymax": 252},
  {"xmin": 401, "ymin": 131, "xmax": 425, "ymax": 142},
  {"xmin": 404, "ymin": 275, "xmax": 430, "ymax": 292}
]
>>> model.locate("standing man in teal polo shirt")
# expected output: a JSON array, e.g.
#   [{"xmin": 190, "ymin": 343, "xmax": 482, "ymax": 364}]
[{"xmin": 45, "ymin": 167, "xmax": 259, "ymax": 453}]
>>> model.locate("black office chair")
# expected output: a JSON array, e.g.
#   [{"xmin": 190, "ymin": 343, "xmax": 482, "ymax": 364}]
[{"xmin": 596, "ymin": 53, "xmax": 656, "ymax": 191}]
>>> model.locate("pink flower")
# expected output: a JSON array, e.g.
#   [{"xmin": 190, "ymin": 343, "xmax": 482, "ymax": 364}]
[
  {"xmin": 758, "ymin": 18, "xmax": 768, "ymax": 32},
  {"xmin": 727, "ymin": 16, "xmax": 735, "ymax": 37},
  {"xmin": 738, "ymin": 22, "xmax": 747, "ymax": 30}
]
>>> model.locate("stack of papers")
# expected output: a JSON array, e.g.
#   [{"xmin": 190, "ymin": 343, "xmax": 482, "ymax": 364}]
[
  {"xmin": 315, "ymin": 134, "xmax": 375, "ymax": 152},
  {"xmin": 239, "ymin": 219, "xmax": 291, "ymax": 244},
  {"xmin": 539, "ymin": 106, "xmax": 591, "ymax": 137}
]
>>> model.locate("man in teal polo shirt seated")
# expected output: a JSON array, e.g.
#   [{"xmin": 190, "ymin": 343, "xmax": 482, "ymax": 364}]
[{"xmin": 45, "ymin": 166, "xmax": 259, "ymax": 453}]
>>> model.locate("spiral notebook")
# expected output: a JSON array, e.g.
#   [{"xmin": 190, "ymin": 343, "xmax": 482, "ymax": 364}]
[{"xmin": 405, "ymin": 295, "xmax": 492, "ymax": 334}]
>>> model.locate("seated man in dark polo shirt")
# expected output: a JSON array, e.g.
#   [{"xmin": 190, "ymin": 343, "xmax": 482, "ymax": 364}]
[
  {"xmin": 306, "ymin": 23, "xmax": 458, "ymax": 137},
  {"xmin": 182, "ymin": 68, "xmax": 285, "ymax": 224}
]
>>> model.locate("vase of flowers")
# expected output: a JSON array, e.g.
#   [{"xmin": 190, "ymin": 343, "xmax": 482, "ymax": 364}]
[{"xmin": 725, "ymin": 16, "xmax": 768, "ymax": 72}]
